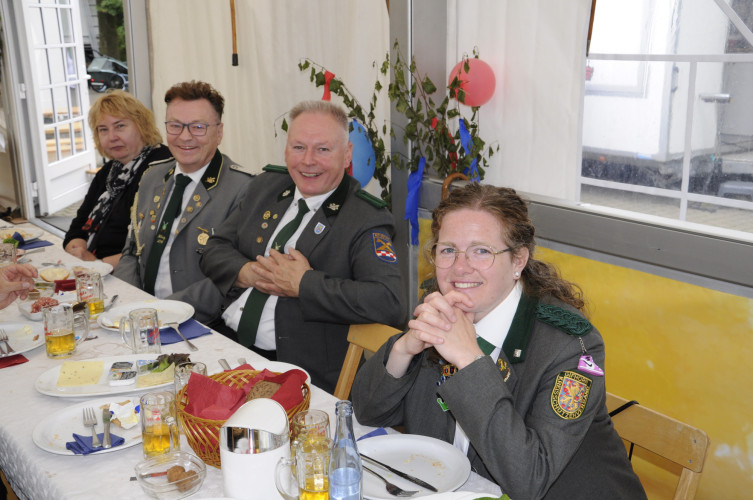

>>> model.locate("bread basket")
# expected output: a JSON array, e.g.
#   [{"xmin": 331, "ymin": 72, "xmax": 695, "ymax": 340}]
[{"xmin": 176, "ymin": 369, "xmax": 310, "ymax": 467}]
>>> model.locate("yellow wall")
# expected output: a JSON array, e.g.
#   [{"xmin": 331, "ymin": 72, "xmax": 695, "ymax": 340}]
[{"xmin": 417, "ymin": 218, "xmax": 750, "ymax": 498}]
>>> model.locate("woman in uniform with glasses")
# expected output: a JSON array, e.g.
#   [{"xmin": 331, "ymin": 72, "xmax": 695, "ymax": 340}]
[
  {"xmin": 64, "ymin": 90, "xmax": 172, "ymax": 269},
  {"xmin": 352, "ymin": 183, "xmax": 646, "ymax": 499}
]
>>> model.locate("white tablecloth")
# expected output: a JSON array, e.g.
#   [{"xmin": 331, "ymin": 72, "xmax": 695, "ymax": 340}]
[{"xmin": 0, "ymin": 224, "xmax": 501, "ymax": 499}]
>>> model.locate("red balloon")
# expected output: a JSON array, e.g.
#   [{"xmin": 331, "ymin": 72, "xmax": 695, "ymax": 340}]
[{"xmin": 448, "ymin": 58, "xmax": 496, "ymax": 107}]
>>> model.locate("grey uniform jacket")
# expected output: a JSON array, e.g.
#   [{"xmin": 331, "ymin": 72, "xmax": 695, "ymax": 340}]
[
  {"xmin": 200, "ymin": 166, "xmax": 406, "ymax": 392},
  {"xmin": 352, "ymin": 294, "xmax": 646, "ymax": 500},
  {"xmin": 115, "ymin": 150, "xmax": 253, "ymax": 324}
]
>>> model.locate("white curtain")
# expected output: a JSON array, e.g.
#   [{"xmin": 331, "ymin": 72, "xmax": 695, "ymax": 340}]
[
  {"xmin": 148, "ymin": 0, "xmax": 390, "ymax": 188},
  {"xmin": 450, "ymin": 0, "xmax": 591, "ymax": 200}
]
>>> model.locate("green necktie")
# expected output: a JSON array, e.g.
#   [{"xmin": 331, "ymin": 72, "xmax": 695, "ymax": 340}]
[
  {"xmin": 477, "ymin": 336, "xmax": 496, "ymax": 355},
  {"xmin": 143, "ymin": 174, "xmax": 192, "ymax": 295},
  {"xmin": 237, "ymin": 198, "xmax": 310, "ymax": 347}
]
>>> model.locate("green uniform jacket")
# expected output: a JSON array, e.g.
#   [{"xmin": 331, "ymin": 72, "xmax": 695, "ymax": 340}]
[
  {"xmin": 115, "ymin": 150, "xmax": 253, "ymax": 323},
  {"xmin": 201, "ymin": 166, "xmax": 406, "ymax": 392},
  {"xmin": 352, "ymin": 294, "xmax": 646, "ymax": 500}
]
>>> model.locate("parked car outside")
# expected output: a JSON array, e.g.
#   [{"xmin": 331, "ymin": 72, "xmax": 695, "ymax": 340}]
[{"xmin": 87, "ymin": 56, "xmax": 129, "ymax": 93}]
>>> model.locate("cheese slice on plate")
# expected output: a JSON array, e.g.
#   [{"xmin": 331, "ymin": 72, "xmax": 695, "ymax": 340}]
[
  {"xmin": 56, "ymin": 361, "xmax": 105, "ymax": 387},
  {"xmin": 136, "ymin": 362, "xmax": 175, "ymax": 388}
]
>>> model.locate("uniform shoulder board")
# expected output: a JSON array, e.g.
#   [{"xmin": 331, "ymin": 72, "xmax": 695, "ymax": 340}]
[
  {"xmin": 262, "ymin": 164, "xmax": 288, "ymax": 174},
  {"xmin": 356, "ymin": 190, "xmax": 388, "ymax": 208},
  {"xmin": 150, "ymin": 157, "xmax": 173, "ymax": 167},
  {"xmin": 229, "ymin": 164, "xmax": 254, "ymax": 176},
  {"xmin": 536, "ymin": 304, "xmax": 593, "ymax": 336}
]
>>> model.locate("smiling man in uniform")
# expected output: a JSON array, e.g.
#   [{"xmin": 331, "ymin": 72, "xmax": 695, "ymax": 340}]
[
  {"xmin": 115, "ymin": 81, "xmax": 253, "ymax": 324},
  {"xmin": 201, "ymin": 100, "xmax": 405, "ymax": 392}
]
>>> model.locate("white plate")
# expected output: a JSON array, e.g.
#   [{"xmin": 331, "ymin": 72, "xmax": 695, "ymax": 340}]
[
  {"xmin": 0, "ymin": 322, "xmax": 45, "ymax": 358},
  {"xmin": 0, "ymin": 227, "xmax": 43, "ymax": 242},
  {"xmin": 68, "ymin": 261, "xmax": 114, "ymax": 277},
  {"xmin": 97, "ymin": 300, "xmax": 195, "ymax": 332},
  {"xmin": 32, "ymin": 395, "xmax": 143, "ymax": 455},
  {"xmin": 35, "ymin": 353, "xmax": 172, "ymax": 397},
  {"xmin": 16, "ymin": 292, "xmax": 89, "ymax": 321},
  {"xmin": 358, "ymin": 434, "xmax": 471, "ymax": 499}
]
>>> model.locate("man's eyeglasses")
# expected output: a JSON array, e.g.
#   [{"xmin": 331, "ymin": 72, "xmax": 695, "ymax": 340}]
[
  {"xmin": 164, "ymin": 121, "xmax": 219, "ymax": 137},
  {"xmin": 432, "ymin": 244, "xmax": 512, "ymax": 270}
]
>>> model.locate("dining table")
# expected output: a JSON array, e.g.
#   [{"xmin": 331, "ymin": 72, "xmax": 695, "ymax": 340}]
[{"xmin": 0, "ymin": 222, "xmax": 503, "ymax": 500}]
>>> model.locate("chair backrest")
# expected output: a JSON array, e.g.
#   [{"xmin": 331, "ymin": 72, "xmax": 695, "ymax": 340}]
[
  {"xmin": 606, "ymin": 392, "xmax": 710, "ymax": 500},
  {"xmin": 333, "ymin": 323, "xmax": 401, "ymax": 400}
]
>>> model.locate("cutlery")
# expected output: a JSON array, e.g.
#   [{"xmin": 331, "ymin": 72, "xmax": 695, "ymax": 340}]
[
  {"xmin": 104, "ymin": 294, "xmax": 119, "ymax": 311},
  {"xmin": 238, "ymin": 357, "xmax": 247, "ymax": 365},
  {"xmin": 130, "ymin": 471, "xmax": 168, "ymax": 481},
  {"xmin": 41, "ymin": 262, "xmax": 65, "ymax": 267},
  {"xmin": 0, "ymin": 329, "xmax": 14, "ymax": 355},
  {"xmin": 21, "ymin": 247, "xmax": 45, "ymax": 255},
  {"xmin": 360, "ymin": 454, "xmax": 438, "ymax": 492},
  {"xmin": 102, "ymin": 408, "xmax": 112, "ymax": 449},
  {"xmin": 218, "ymin": 358, "xmax": 231, "ymax": 370},
  {"xmin": 83, "ymin": 407, "xmax": 102, "ymax": 448},
  {"xmin": 363, "ymin": 465, "xmax": 418, "ymax": 497},
  {"xmin": 166, "ymin": 322, "xmax": 198, "ymax": 351}
]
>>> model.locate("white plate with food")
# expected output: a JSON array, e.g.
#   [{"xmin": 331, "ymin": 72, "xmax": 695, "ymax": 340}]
[
  {"xmin": 35, "ymin": 353, "xmax": 177, "ymax": 397},
  {"xmin": 0, "ymin": 322, "xmax": 45, "ymax": 358},
  {"xmin": 32, "ymin": 395, "xmax": 143, "ymax": 455},
  {"xmin": 97, "ymin": 300, "xmax": 195, "ymax": 332},
  {"xmin": 16, "ymin": 292, "xmax": 83, "ymax": 321},
  {"xmin": 0, "ymin": 227, "xmax": 43, "ymax": 242},
  {"xmin": 37, "ymin": 262, "xmax": 114, "ymax": 283},
  {"xmin": 358, "ymin": 434, "xmax": 471, "ymax": 499}
]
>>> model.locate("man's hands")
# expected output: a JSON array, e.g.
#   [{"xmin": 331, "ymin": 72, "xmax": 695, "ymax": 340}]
[
  {"xmin": 235, "ymin": 248, "xmax": 312, "ymax": 297},
  {"xmin": 0, "ymin": 263, "xmax": 38, "ymax": 310}
]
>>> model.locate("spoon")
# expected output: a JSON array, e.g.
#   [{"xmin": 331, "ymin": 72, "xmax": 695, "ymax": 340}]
[
  {"xmin": 165, "ymin": 322, "xmax": 198, "ymax": 351},
  {"xmin": 218, "ymin": 358, "xmax": 231, "ymax": 370}
]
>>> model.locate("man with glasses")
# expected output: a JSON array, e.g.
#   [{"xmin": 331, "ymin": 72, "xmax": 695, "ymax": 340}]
[
  {"xmin": 200, "ymin": 100, "xmax": 405, "ymax": 392},
  {"xmin": 115, "ymin": 81, "xmax": 253, "ymax": 324}
]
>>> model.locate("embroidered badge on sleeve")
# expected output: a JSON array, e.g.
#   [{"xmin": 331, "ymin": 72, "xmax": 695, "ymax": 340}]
[
  {"xmin": 550, "ymin": 370, "xmax": 592, "ymax": 419},
  {"xmin": 372, "ymin": 232, "xmax": 398, "ymax": 263}
]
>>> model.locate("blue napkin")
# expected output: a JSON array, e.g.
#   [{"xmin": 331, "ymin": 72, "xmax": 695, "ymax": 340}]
[
  {"xmin": 11, "ymin": 231, "xmax": 54, "ymax": 250},
  {"xmin": 66, "ymin": 432, "xmax": 125, "ymax": 455},
  {"xmin": 357, "ymin": 427, "xmax": 387, "ymax": 441},
  {"xmin": 159, "ymin": 318, "xmax": 211, "ymax": 345}
]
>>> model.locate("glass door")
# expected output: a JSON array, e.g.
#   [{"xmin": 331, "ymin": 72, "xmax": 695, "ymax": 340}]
[{"xmin": 20, "ymin": 0, "xmax": 95, "ymax": 215}]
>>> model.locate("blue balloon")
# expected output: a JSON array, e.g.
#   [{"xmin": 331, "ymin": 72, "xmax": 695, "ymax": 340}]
[{"xmin": 349, "ymin": 120, "xmax": 376, "ymax": 187}]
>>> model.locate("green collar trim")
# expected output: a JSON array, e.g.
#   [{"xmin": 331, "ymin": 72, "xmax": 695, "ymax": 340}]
[
  {"xmin": 536, "ymin": 303, "xmax": 593, "ymax": 336},
  {"xmin": 162, "ymin": 150, "xmax": 223, "ymax": 191},
  {"xmin": 502, "ymin": 294, "xmax": 538, "ymax": 363},
  {"xmin": 322, "ymin": 175, "xmax": 349, "ymax": 216},
  {"xmin": 263, "ymin": 164, "xmax": 288, "ymax": 174}
]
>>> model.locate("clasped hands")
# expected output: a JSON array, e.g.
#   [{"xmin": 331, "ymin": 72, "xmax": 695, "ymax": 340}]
[
  {"xmin": 236, "ymin": 248, "xmax": 311, "ymax": 297},
  {"xmin": 387, "ymin": 291, "xmax": 485, "ymax": 377}
]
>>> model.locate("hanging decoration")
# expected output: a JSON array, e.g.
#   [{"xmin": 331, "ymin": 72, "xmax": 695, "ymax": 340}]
[
  {"xmin": 322, "ymin": 71, "xmax": 336, "ymax": 101},
  {"xmin": 448, "ymin": 58, "xmax": 496, "ymax": 107},
  {"xmin": 405, "ymin": 157, "xmax": 426, "ymax": 245},
  {"xmin": 348, "ymin": 120, "xmax": 376, "ymax": 188}
]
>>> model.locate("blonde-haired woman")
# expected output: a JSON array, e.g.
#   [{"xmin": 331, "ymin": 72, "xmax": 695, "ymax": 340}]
[{"xmin": 64, "ymin": 90, "xmax": 172, "ymax": 268}]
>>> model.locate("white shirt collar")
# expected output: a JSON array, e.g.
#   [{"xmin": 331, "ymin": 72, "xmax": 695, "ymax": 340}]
[
  {"xmin": 293, "ymin": 186, "xmax": 335, "ymax": 212},
  {"xmin": 176, "ymin": 161, "xmax": 210, "ymax": 185},
  {"xmin": 474, "ymin": 280, "xmax": 523, "ymax": 350}
]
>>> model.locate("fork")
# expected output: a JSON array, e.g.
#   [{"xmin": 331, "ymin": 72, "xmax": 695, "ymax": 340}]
[
  {"xmin": 363, "ymin": 465, "xmax": 418, "ymax": 497},
  {"xmin": 165, "ymin": 322, "xmax": 198, "ymax": 351},
  {"xmin": 0, "ymin": 329, "xmax": 13, "ymax": 355},
  {"xmin": 83, "ymin": 408, "xmax": 102, "ymax": 448}
]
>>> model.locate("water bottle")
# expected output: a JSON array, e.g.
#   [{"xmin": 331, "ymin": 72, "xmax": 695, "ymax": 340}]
[{"xmin": 328, "ymin": 400, "xmax": 362, "ymax": 500}]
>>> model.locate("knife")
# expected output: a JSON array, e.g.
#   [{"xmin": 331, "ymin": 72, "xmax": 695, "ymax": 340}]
[
  {"xmin": 102, "ymin": 409, "xmax": 112, "ymax": 449},
  {"xmin": 360, "ymin": 453, "xmax": 438, "ymax": 492},
  {"xmin": 218, "ymin": 358, "xmax": 231, "ymax": 370}
]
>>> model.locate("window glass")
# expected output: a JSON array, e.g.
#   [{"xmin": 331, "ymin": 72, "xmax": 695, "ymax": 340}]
[{"xmin": 583, "ymin": 0, "xmax": 753, "ymax": 238}]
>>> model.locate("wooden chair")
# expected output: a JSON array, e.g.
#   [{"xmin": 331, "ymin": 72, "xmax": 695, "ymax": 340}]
[
  {"xmin": 333, "ymin": 323, "xmax": 400, "ymax": 400},
  {"xmin": 606, "ymin": 392, "xmax": 710, "ymax": 500}
]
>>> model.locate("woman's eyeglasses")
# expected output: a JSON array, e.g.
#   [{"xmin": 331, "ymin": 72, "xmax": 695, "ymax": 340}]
[{"xmin": 432, "ymin": 244, "xmax": 512, "ymax": 270}]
